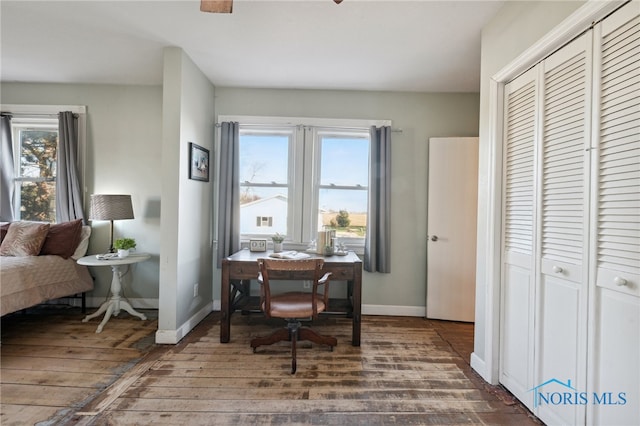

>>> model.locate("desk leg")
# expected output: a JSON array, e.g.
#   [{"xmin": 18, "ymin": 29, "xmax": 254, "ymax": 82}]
[
  {"xmin": 352, "ymin": 265, "xmax": 362, "ymax": 346},
  {"xmin": 82, "ymin": 264, "xmax": 147, "ymax": 333},
  {"xmin": 220, "ymin": 259, "xmax": 231, "ymax": 343}
]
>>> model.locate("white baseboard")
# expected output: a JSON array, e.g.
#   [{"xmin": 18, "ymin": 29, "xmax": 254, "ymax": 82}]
[
  {"xmin": 207, "ymin": 300, "xmax": 426, "ymax": 318},
  {"xmin": 471, "ymin": 352, "xmax": 492, "ymax": 384},
  {"xmin": 85, "ymin": 297, "xmax": 159, "ymax": 310},
  {"xmin": 155, "ymin": 302, "xmax": 213, "ymax": 345},
  {"xmin": 362, "ymin": 304, "xmax": 425, "ymax": 317}
]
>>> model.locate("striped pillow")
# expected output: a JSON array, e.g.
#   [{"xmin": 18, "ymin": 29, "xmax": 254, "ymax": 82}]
[{"xmin": 0, "ymin": 221, "xmax": 50, "ymax": 257}]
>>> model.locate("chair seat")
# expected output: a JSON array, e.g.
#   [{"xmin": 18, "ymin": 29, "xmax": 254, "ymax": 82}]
[{"xmin": 263, "ymin": 292, "xmax": 326, "ymax": 318}]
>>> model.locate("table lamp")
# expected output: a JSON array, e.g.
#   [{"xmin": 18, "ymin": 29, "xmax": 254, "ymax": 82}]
[{"xmin": 89, "ymin": 194, "xmax": 134, "ymax": 253}]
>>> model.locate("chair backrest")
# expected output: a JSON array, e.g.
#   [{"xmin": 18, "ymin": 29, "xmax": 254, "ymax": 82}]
[{"xmin": 257, "ymin": 258, "xmax": 331, "ymax": 319}]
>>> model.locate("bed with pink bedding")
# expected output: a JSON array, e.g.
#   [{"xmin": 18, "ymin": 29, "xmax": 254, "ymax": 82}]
[{"xmin": 0, "ymin": 220, "xmax": 93, "ymax": 316}]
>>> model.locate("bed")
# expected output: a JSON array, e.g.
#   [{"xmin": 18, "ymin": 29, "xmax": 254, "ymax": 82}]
[{"xmin": 0, "ymin": 220, "xmax": 94, "ymax": 316}]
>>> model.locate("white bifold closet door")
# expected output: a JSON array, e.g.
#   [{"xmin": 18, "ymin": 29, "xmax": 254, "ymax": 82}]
[
  {"xmin": 535, "ymin": 31, "xmax": 592, "ymax": 426},
  {"xmin": 499, "ymin": 3, "xmax": 640, "ymax": 425},
  {"xmin": 588, "ymin": 3, "xmax": 640, "ymax": 425},
  {"xmin": 499, "ymin": 66, "xmax": 538, "ymax": 409}
]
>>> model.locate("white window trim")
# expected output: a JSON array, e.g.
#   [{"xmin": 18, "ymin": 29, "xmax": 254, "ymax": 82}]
[
  {"xmin": 1, "ymin": 104, "xmax": 88, "ymax": 221},
  {"xmin": 218, "ymin": 115, "xmax": 391, "ymax": 250}
]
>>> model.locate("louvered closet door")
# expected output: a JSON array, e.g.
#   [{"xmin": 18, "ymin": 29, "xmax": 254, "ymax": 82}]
[
  {"xmin": 535, "ymin": 32, "xmax": 592, "ymax": 426},
  {"xmin": 499, "ymin": 67, "xmax": 538, "ymax": 409},
  {"xmin": 589, "ymin": 3, "xmax": 640, "ymax": 425}
]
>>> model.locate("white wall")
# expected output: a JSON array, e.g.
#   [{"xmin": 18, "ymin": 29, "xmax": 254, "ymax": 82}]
[
  {"xmin": 0, "ymin": 83, "xmax": 163, "ymax": 306},
  {"xmin": 156, "ymin": 47, "xmax": 215, "ymax": 343},
  {"xmin": 473, "ymin": 0, "xmax": 587, "ymax": 383},
  {"xmin": 214, "ymin": 88, "xmax": 480, "ymax": 314}
]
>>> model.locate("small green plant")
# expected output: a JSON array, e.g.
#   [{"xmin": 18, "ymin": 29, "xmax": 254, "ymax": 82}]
[
  {"xmin": 271, "ymin": 233, "xmax": 285, "ymax": 243},
  {"xmin": 114, "ymin": 237, "xmax": 136, "ymax": 250}
]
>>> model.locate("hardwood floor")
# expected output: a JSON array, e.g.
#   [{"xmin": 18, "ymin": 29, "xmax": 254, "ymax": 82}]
[{"xmin": 1, "ymin": 307, "xmax": 540, "ymax": 425}]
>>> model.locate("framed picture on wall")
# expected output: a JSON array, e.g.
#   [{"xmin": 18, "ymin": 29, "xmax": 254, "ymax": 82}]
[{"xmin": 189, "ymin": 142, "xmax": 210, "ymax": 182}]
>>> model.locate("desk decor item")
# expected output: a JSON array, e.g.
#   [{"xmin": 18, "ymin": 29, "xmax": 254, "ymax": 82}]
[
  {"xmin": 249, "ymin": 239, "xmax": 267, "ymax": 252},
  {"xmin": 272, "ymin": 233, "xmax": 284, "ymax": 252},
  {"xmin": 89, "ymin": 194, "xmax": 135, "ymax": 253},
  {"xmin": 189, "ymin": 142, "xmax": 210, "ymax": 181},
  {"xmin": 316, "ymin": 229, "xmax": 336, "ymax": 255}
]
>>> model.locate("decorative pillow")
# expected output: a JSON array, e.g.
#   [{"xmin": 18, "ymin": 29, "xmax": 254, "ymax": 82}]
[
  {"xmin": 40, "ymin": 219, "xmax": 83, "ymax": 259},
  {"xmin": 71, "ymin": 226, "xmax": 92, "ymax": 260},
  {"xmin": 0, "ymin": 222, "xmax": 9, "ymax": 244},
  {"xmin": 0, "ymin": 221, "xmax": 50, "ymax": 257}
]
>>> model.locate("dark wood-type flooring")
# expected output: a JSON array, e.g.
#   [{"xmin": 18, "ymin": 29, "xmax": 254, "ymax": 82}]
[{"xmin": 1, "ymin": 306, "xmax": 540, "ymax": 425}]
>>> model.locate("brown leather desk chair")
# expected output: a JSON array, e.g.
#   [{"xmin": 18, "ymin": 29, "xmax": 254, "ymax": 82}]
[{"xmin": 250, "ymin": 258, "xmax": 338, "ymax": 374}]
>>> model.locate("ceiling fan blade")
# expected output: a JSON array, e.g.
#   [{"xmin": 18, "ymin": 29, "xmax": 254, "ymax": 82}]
[{"xmin": 201, "ymin": 0, "xmax": 233, "ymax": 13}]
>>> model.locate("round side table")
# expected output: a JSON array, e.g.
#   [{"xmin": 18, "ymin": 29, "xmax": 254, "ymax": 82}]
[{"xmin": 77, "ymin": 253, "xmax": 151, "ymax": 333}]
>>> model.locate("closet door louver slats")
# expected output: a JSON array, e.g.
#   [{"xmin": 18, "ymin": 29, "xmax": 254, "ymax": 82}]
[
  {"xmin": 542, "ymin": 50, "xmax": 588, "ymax": 265},
  {"xmin": 597, "ymin": 13, "xmax": 640, "ymax": 278},
  {"xmin": 505, "ymin": 80, "xmax": 536, "ymax": 256}
]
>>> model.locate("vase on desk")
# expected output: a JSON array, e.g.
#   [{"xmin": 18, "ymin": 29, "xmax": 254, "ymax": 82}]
[
  {"xmin": 117, "ymin": 249, "xmax": 130, "ymax": 258},
  {"xmin": 273, "ymin": 242, "xmax": 283, "ymax": 253}
]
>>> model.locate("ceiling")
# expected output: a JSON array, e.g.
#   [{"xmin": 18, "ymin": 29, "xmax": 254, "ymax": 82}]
[{"xmin": 0, "ymin": 0, "xmax": 505, "ymax": 93}]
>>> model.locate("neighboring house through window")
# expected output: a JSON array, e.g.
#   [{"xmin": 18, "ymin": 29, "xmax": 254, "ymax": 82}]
[{"xmin": 223, "ymin": 115, "xmax": 390, "ymax": 250}]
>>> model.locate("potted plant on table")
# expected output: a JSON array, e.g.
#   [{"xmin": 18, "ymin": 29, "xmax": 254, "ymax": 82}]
[
  {"xmin": 271, "ymin": 233, "xmax": 285, "ymax": 253},
  {"xmin": 114, "ymin": 237, "xmax": 136, "ymax": 258}
]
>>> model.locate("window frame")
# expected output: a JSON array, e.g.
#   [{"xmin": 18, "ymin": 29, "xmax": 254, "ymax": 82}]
[
  {"xmin": 219, "ymin": 115, "xmax": 390, "ymax": 250},
  {"xmin": 11, "ymin": 117, "xmax": 59, "ymax": 221},
  {"xmin": 1, "ymin": 104, "xmax": 87, "ymax": 223}
]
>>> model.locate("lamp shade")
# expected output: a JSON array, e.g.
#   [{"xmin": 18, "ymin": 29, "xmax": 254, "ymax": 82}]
[{"xmin": 89, "ymin": 194, "xmax": 134, "ymax": 221}]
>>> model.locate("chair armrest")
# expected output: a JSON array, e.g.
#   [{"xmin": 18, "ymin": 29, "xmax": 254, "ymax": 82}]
[{"xmin": 318, "ymin": 272, "xmax": 332, "ymax": 285}]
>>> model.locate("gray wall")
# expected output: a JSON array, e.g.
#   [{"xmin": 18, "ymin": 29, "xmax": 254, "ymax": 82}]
[
  {"xmin": 1, "ymin": 83, "xmax": 163, "ymax": 305},
  {"xmin": 214, "ymin": 88, "xmax": 480, "ymax": 312},
  {"xmin": 157, "ymin": 47, "xmax": 215, "ymax": 342}
]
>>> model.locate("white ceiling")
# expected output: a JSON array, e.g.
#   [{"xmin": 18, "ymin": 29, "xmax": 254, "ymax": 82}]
[{"xmin": 1, "ymin": 0, "xmax": 504, "ymax": 93}]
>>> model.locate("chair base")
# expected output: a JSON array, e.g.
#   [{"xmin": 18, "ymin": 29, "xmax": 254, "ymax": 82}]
[{"xmin": 251, "ymin": 320, "xmax": 337, "ymax": 374}]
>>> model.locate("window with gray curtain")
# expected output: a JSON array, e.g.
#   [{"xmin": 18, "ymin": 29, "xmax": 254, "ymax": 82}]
[
  {"xmin": 0, "ymin": 108, "xmax": 86, "ymax": 223},
  {"xmin": 217, "ymin": 118, "xmax": 391, "ymax": 273}
]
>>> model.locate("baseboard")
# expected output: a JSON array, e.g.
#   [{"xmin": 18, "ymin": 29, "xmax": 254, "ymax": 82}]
[
  {"xmin": 362, "ymin": 304, "xmax": 425, "ymax": 317},
  {"xmin": 208, "ymin": 300, "xmax": 425, "ymax": 317},
  {"xmin": 471, "ymin": 352, "xmax": 491, "ymax": 383},
  {"xmin": 155, "ymin": 302, "xmax": 213, "ymax": 345},
  {"xmin": 85, "ymin": 297, "xmax": 159, "ymax": 310}
]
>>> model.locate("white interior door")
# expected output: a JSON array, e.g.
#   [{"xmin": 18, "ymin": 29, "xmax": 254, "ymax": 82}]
[{"xmin": 426, "ymin": 137, "xmax": 478, "ymax": 322}]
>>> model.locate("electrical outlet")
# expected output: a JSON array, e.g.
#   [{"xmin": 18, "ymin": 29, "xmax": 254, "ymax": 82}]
[
  {"xmin": 193, "ymin": 283, "xmax": 199, "ymax": 298},
  {"xmin": 303, "ymin": 280, "xmax": 311, "ymax": 289}
]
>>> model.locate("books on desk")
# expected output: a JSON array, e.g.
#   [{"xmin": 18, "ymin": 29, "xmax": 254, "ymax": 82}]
[{"xmin": 268, "ymin": 251, "xmax": 311, "ymax": 260}]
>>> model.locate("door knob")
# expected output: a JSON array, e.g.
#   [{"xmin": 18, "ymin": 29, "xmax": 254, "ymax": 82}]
[
  {"xmin": 430, "ymin": 235, "xmax": 438, "ymax": 242},
  {"xmin": 614, "ymin": 277, "xmax": 627, "ymax": 287},
  {"xmin": 552, "ymin": 265, "xmax": 563, "ymax": 274}
]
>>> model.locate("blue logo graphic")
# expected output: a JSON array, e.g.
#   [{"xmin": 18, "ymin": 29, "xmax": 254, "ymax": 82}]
[{"xmin": 528, "ymin": 378, "xmax": 627, "ymax": 408}]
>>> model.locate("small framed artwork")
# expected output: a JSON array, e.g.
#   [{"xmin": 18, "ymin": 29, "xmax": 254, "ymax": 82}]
[{"xmin": 189, "ymin": 142, "xmax": 210, "ymax": 182}]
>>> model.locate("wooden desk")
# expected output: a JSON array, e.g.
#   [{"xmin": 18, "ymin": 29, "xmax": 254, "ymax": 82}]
[{"xmin": 221, "ymin": 249, "xmax": 363, "ymax": 346}]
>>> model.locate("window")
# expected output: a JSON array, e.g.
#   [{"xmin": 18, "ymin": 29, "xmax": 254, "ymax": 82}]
[
  {"xmin": 11, "ymin": 118, "xmax": 59, "ymax": 222},
  {"xmin": 228, "ymin": 116, "xmax": 388, "ymax": 249},
  {"xmin": 2, "ymin": 105, "xmax": 86, "ymax": 223}
]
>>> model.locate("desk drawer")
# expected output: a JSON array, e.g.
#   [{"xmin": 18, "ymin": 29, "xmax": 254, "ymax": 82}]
[
  {"xmin": 229, "ymin": 263, "xmax": 258, "ymax": 279},
  {"xmin": 328, "ymin": 266, "xmax": 354, "ymax": 280}
]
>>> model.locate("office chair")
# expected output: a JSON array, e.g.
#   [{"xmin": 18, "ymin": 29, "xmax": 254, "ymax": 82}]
[{"xmin": 250, "ymin": 258, "xmax": 337, "ymax": 374}]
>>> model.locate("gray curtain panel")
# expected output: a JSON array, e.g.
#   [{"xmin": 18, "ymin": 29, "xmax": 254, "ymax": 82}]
[
  {"xmin": 0, "ymin": 114, "xmax": 15, "ymax": 222},
  {"xmin": 365, "ymin": 125, "xmax": 391, "ymax": 273},
  {"xmin": 56, "ymin": 111, "xmax": 85, "ymax": 223},
  {"xmin": 217, "ymin": 121, "xmax": 241, "ymax": 268}
]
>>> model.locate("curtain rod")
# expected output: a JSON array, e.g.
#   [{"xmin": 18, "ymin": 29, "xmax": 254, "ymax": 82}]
[{"xmin": 215, "ymin": 122, "xmax": 403, "ymax": 133}]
